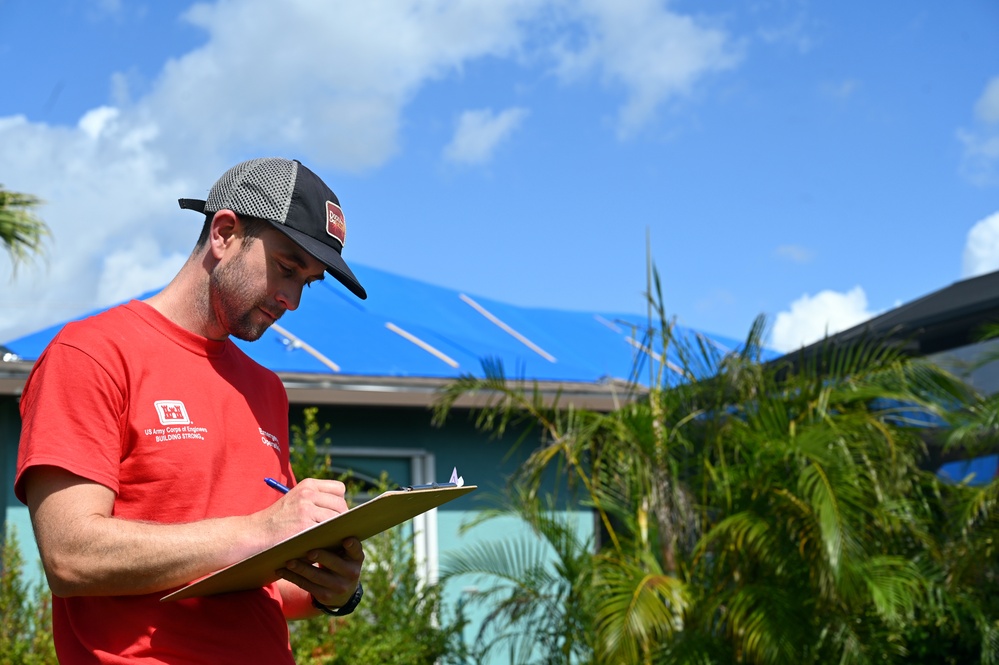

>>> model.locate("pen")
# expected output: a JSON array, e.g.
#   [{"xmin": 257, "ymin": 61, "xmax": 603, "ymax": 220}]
[{"xmin": 264, "ymin": 477, "xmax": 291, "ymax": 494}]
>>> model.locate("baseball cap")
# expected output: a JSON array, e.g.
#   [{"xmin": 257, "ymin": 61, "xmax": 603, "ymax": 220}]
[{"xmin": 179, "ymin": 157, "xmax": 367, "ymax": 300}]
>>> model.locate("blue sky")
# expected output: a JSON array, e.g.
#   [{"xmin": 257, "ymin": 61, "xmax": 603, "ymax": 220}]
[{"xmin": 1, "ymin": 0, "xmax": 997, "ymax": 352}]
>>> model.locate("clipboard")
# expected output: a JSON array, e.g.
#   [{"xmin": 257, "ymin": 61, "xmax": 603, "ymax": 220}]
[{"xmin": 161, "ymin": 484, "xmax": 476, "ymax": 602}]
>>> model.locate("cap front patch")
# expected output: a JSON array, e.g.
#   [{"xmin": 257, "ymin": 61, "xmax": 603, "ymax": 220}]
[{"xmin": 326, "ymin": 201, "xmax": 346, "ymax": 247}]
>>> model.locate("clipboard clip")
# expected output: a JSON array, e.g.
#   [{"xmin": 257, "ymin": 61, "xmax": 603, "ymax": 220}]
[
  {"xmin": 404, "ymin": 481, "xmax": 457, "ymax": 491},
  {"xmin": 405, "ymin": 467, "xmax": 465, "ymax": 491}
]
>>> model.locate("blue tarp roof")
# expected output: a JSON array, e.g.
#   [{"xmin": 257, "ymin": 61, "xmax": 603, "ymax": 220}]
[
  {"xmin": 7, "ymin": 266, "xmax": 992, "ymax": 486},
  {"xmin": 4, "ymin": 264, "xmax": 764, "ymax": 383},
  {"xmin": 938, "ymin": 455, "xmax": 999, "ymax": 486}
]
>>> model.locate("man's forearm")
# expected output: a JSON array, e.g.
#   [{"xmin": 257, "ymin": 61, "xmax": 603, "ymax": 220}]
[{"xmin": 33, "ymin": 500, "xmax": 268, "ymax": 597}]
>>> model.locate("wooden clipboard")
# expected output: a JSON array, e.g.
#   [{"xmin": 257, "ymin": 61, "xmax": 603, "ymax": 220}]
[{"xmin": 161, "ymin": 484, "xmax": 476, "ymax": 601}]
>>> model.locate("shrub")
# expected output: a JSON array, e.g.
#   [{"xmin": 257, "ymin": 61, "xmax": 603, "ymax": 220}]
[
  {"xmin": 0, "ymin": 528, "xmax": 56, "ymax": 665},
  {"xmin": 287, "ymin": 407, "xmax": 468, "ymax": 664}
]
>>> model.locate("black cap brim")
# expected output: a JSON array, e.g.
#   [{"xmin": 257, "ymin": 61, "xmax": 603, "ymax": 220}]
[{"xmin": 267, "ymin": 221, "xmax": 367, "ymax": 300}]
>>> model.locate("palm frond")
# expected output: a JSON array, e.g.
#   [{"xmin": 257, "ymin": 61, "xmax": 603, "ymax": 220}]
[
  {"xmin": 721, "ymin": 582, "xmax": 807, "ymax": 665},
  {"xmin": 440, "ymin": 494, "xmax": 598, "ymax": 663},
  {"xmin": 593, "ymin": 552, "xmax": 686, "ymax": 663},
  {"xmin": 956, "ymin": 476, "xmax": 999, "ymax": 535},
  {"xmin": 847, "ymin": 555, "xmax": 924, "ymax": 626},
  {"xmin": 984, "ymin": 620, "xmax": 999, "ymax": 665},
  {"xmin": 0, "ymin": 186, "xmax": 49, "ymax": 271}
]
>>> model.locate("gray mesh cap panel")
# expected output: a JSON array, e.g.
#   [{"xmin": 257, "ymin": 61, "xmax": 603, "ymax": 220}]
[{"xmin": 204, "ymin": 158, "xmax": 297, "ymax": 224}]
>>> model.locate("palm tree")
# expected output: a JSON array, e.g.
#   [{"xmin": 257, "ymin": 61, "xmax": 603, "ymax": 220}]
[
  {"xmin": 435, "ymin": 268, "xmax": 996, "ymax": 664},
  {"xmin": 677, "ymin": 331, "xmax": 972, "ymax": 664},
  {"xmin": 0, "ymin": 185, "xmax": 48, "ymax": 271}
]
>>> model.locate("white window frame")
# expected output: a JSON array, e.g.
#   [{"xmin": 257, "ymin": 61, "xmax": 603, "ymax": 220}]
[{"xmin": 321, "ymin": 446, "xmax": 439, "ymax": 586}]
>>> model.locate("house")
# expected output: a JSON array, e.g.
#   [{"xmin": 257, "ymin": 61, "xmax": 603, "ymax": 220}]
[
  {"xmin": 8, "ymin": 262, "xmax": 995, "ymax": 653},
  {"xmin": 0, "ymin": 262, "xmax": 749, "ymax": 654}
]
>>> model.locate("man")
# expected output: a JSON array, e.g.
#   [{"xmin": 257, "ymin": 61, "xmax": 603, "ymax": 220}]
[{"xmin": 15, "ymin": 157, "xmax": 366, "ymax": 664}]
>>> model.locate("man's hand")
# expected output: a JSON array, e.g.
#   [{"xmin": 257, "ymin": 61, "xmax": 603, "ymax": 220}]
[
  {"xmin": 277, "ymin": 537, "xmax": 365, "ymax": 612},
  {"xmin": 263, "ymin": 478, "xmax": 365, "ymax": 616},
  {"xmin": 256, "ymin": 477, "xmax": 351, "ymax": 544}
]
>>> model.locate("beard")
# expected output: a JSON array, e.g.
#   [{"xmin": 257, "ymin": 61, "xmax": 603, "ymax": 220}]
[{"xmin": 209, "ymin": 246, "xmax": 282, "ymax": 342}]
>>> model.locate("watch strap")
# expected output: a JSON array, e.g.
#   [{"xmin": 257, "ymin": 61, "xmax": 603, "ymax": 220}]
[{"xmin": 311, "ymin": 582, "xmax": 363, "ymax": 617}]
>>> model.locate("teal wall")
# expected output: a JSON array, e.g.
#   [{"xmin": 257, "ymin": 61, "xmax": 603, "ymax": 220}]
[
  {"xmin": 438, "ymin": 510, "xmax": 594, "ymax": 661},
  {"xmin": 294, "ymin": 403, "xmax": 582, "ymax": 508},
  {"xmin": 0, "ymin": 397, "xmax": 8, "ymax": 534},
  {"xmin": 294, "ymin": 403, "xmax": 526, "ymax": 503},
  {"xmin": 2, "ymin": 395, "xmax": 42, "ymax": 585}
]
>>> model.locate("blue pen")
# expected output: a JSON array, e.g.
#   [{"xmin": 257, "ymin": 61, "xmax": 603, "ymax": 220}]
[{"xmin": 264, "ymin": 477, "xmax": 291, "ymax": 494}]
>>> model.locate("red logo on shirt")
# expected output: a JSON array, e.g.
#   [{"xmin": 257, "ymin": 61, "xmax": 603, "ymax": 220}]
[
  {"xmin": 154, "ymin": 400, "xmax": 191, "ymax": 425},
  {"xmin": 326, "ymin": 201, "xmax": 346, "ymax": 248}
]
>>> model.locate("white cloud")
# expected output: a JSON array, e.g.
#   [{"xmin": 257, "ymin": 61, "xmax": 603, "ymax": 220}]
[
  {"xmin": 94, "ymin": 0, "xmax": 122, "ymax": 12},
  {"xmin": 0, "ymin": 0, "xmax": 547, "ymax": 342},
  {"xmin": 959, "ymin": 75, "xmax": 999, "ymax": 186},
  {"xmin": 819, "ymin": 78, "xmax": 859, "ymax": 101},
  {"xmin": 144, "ymin": 0, "xmax": 546, "ymax": 172},
  {"xmin": 552, "ymin": 0, "xmax": 741, "ymax": 137},
  {"xmin": 88, "ymin": 0, "xmax": 124, "ymax": 19},
  {"xmin": 962, "ymin": 211, "xmax": 999, "ymax": 278},
  {"xmin": 96, "ymin": 239, "xmax": 188, "ymax": 305},
  {"xmin": 444, "ymin": 107, "xmax": 529, "ymax": 164},
  {"xmin": 769, "ymin": 286, "xmax": 875, "ymax": 353},
  {"xmin": 78, "ymin": 106, "xmax": 120, "ymax": 139},
  {"xmin": 774, "ymin": 244, "xmax": 814, "ymax": 264},
  {"xmin": 974, "ymin": 76, "xmax": 999, "ymax": 124},
  {"xmin": 0, "ymin": 0, "xmax": 745, "ymax": 343},
  {"xmin": 0, "ymin": 110, "xmax": 198, "ymax": 341},
  {"xmin": 757, "ymin": 20, "xmax": 812, "ymax": 54}
]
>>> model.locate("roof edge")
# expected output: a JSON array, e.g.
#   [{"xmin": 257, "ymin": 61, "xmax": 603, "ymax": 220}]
[{"xmin": 0, "ymin": 361, "xmax": 641, "ymax": 412}]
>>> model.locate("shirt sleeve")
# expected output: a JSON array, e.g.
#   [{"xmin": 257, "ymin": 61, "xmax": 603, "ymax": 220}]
[{"xmin": 15, "ymin": 341, "xmax": 127, "ymax": 504}]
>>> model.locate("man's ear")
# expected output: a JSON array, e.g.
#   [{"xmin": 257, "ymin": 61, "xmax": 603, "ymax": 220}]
[{"xmin": 209, "ymin": 209, "xmax": 239, "ymax": 260}]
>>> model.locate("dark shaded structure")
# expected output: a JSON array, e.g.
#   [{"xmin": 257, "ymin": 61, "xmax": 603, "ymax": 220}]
[
  {"xmin": 796, "ymin": 269, "xmax": 999, "ymax": 360},
  {"xmin": 781, "ymin": 270, "xmax": 999, "ymax": 479}
]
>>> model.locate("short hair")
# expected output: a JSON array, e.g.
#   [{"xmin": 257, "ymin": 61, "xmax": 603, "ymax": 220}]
[{"xmin": 193, "ymin": 213, "xmax": 270, "ymax": 250}]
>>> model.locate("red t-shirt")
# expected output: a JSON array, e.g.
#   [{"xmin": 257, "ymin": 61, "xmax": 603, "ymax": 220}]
[{"xmin": 15, "ymin": 300, "xmax": 298, "ymax": 664}]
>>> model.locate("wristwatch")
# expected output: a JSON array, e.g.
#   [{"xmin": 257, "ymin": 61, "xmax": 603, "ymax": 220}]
[{"xmin": 311, "ymin": 583, "xmax": 363, "ymax": 616}]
